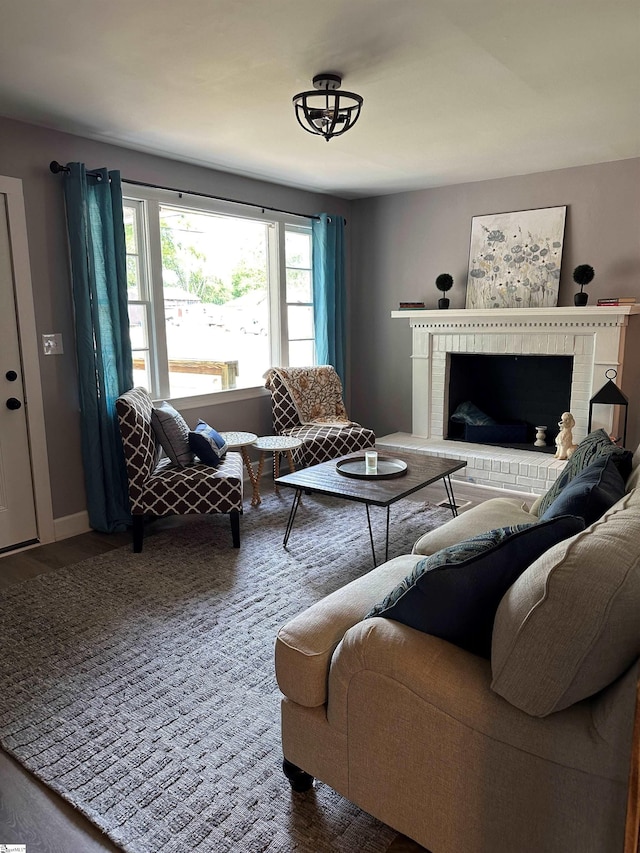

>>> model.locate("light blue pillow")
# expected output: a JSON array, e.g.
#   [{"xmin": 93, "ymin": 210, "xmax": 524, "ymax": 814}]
[
  {"xmin": 188, "ymin": 420, "xmax": 228, "ymax": 466},
  {"xmin": 365, "ymin": 515, "xmax": 584, "ymax": 658},
  {"xmin": 539, "ymin": 455, "xmax": 625, "ymax": 526}
]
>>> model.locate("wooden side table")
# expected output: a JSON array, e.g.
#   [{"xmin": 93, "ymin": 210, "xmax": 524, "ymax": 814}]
[{"xmin": 252, "ymin": 435, "xmax": 303, "ymax": 507}]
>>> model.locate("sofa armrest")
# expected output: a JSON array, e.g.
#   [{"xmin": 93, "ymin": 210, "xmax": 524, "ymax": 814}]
[
  {"xmin": 412, "ymin": 496, "xmax": 534, "ymax": 555},
  {"xmin": 275, "ymin": 555, "xmax": 421, "ymax": 707},
  {"xmin": 326, "ymin": 618, "xmax": 630, "ymax": 780}
]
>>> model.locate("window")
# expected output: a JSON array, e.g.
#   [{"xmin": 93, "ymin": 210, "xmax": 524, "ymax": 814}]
[{"xmin": 123, "ymin": 187, "xmax": 315, "ymax": 404}]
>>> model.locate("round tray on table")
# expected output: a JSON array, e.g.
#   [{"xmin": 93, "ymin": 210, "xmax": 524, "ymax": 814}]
[{"xmin": 336, "ymin": 455, "xmax": 408, "ymax": 480}]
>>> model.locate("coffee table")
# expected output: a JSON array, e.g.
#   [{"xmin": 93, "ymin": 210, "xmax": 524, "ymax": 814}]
[{"xmin": 275, "ymin": 448, "xmax": 466, "ymax": 566}]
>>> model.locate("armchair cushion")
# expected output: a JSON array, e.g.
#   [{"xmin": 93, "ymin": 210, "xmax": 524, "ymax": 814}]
[
  {"xmin": 491, "ymin": 488, "xmax": 640, "ymax": 716},
  {"xmin": 366, "ymin": 515, "xmax": 584, "ymax": 658},
  {"xmin": 188, "ymin": 419, "xmax": 228, "ymax": 466},
  {"xmin": 151, "ymin": 400, "xmax": 194, "ymax": 466}
]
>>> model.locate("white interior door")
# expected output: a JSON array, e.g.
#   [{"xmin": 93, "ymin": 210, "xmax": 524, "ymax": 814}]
[
  {"xmin": 0, "ymin": 194, "xmax": 38, "ymax": 550},
  {"xmin": 0, "ymin": 178, "xmax": 53, "ymax": 553}
]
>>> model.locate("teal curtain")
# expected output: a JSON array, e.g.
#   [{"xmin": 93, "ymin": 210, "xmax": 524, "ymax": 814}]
[
  {"xmin": 312, "ymin": 213, "xmax": 346, "ymax": 386},
  {"xmin": 62, "ymin": 163, "xmax": 133, "ymax": 533}
]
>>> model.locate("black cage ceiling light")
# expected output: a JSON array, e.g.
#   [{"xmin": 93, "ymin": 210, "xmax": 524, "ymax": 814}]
[{"xmin": 293, "ymin": 73, "xmax": 363, "ymax": 142}]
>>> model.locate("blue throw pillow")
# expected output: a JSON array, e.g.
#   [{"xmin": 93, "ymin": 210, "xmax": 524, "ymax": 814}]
[
  {"xmin": 537, "ymin": 429, "xmax": 632, "ymax": 517},
  {"xmin": 365, "ymin": 515, "xmax": 585, "ymax": 658},
  {"xmin": 188, "ymin": 420, "xmax": 228, "ymax": 466},
  {"xmin": 539, "ymin": 455, "xmax": 626, "ymax": 526},
  {"xmin": 450, "ymin": 400, "xmax": 497, "ymax": 426}
]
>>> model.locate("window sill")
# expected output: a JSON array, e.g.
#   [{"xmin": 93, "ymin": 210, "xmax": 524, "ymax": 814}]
[{"xmin": 156, "ymin": 385, "xmax": 270, "ymax": 411}]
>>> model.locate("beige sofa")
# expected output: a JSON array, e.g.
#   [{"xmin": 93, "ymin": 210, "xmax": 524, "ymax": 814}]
[{"xmin": 275, "ymin": 441, "xmax": 640, "ymax": 853}]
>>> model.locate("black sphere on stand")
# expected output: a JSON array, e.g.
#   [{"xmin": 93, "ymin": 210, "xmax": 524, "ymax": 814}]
[
  {"xmin": 436, "ymin": 273, "xmax": 453, "ymax": 309},
  {"xmin": 573, "ymin": 264, "xmax": 594, "ymax": 306}
]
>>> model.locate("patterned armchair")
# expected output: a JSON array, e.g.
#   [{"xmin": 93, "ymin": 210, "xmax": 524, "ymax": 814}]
[
  {"xmin": 264, "ymin": 366, "xmax": 376, "ymax": 468},
  {"xmin": 115, "ymin": 387, "xmax": 243, "ymax": 552}
]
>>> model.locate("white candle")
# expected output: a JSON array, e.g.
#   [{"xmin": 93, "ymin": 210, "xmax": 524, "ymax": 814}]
[{"xmin": 365, "ymin": 450, "xmax": 378, "ymax": 474}]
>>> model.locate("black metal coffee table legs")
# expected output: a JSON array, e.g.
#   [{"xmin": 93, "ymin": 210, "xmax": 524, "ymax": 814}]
[{"xmin": 283, "ymin": 491, "xmax": 389, "ymax": 568}]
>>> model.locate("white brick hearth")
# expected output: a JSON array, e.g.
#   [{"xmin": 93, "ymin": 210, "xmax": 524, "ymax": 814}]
[{"xmin": 379, "ymin": 305, "xmax": 640, "ymax": 496}]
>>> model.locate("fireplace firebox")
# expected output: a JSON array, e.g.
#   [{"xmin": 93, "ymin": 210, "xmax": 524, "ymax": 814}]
[{"xmin": 447, "ymin": 354, "xmax": 573, "ymax": 451}]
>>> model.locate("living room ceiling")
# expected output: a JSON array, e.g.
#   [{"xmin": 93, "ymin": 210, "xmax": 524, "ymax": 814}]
[{"xmin": 1, "ymin": 0, "xmax": 638, "ymax": 199}]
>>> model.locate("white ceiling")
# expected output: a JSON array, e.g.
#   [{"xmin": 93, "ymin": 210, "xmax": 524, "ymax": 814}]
[{"xmin": 1, "ymin": 0, "xmax": 639, "ymax": 199}]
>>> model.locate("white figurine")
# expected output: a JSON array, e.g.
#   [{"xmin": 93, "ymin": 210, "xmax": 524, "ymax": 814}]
[{"xmin": 555, "ymin": 412, "xmax": 578, "ymax": 460}]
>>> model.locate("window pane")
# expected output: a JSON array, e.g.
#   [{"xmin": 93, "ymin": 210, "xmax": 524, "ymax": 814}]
[
  {"xmin": 124, "ymin": 207, "xmax": 137, "ymax": 253},
  {"xmin": 288, "ymin": 305, "xmax": 314, "ymax": 340},
  {"xmin": 128, "ymin": 304, "xmax": 148, "ymax": 349},
  {"xmin": 286, "ymin": 230, "xmax": 310, "ymax": 268},
  {"xmin": 127, "ymin": 255, "xmax": 141, "ymax": 299},
  {"xmin": 288, "ymin": 340, "xmax": 315, "ymax": 367},
  {"xmin": 132, "ymin": 351, "xmax": 151, "ymax": 391},
  {"xmin": 286, "ymin": 269, "xmax": 311, "ymax": 303},
  {"xmin": 124, "ymin": 206, "xmax": 142, "ymax": 300},
  {"xmin": 158, "ymin": 206, "xmax": 270, "ymax": 396}
]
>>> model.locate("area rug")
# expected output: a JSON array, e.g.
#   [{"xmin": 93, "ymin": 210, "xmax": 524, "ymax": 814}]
[{"xmin": 0, "ymin": 494, "xmax": 450, "ymax": 852}]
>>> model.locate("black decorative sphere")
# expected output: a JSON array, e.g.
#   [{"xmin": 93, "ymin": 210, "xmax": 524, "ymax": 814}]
[
  {"xmin": 435, "ymin": 273, "xmax": 453, "ymax": 292},
  {"xmin": 572, "ymin": 264, "xmax": 595, "ymax": 286}
]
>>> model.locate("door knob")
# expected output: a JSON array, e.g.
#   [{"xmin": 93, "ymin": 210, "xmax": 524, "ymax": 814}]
[{"xmin": 6, "ymin": 397, "xmax": 22, "ymax": 410}]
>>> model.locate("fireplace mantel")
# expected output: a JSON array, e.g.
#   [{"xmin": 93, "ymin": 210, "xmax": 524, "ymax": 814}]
[
  {"xmin": 382, "ymin": 304, "xmax": 640, "ymax": 495},
  {"xmin": 391, "ymin": 305, "xmax": 640, "ymax": 326}
]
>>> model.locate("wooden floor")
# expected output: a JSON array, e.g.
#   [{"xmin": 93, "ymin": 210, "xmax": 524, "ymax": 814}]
[{"xmin": 0, "ymin": 481, "xmax": 526, "ymax": 852}]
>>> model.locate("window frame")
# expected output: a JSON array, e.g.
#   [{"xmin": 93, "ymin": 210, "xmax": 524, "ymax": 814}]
[{"xmin": 122, "ymin": 184, "xmax": 314, "ymax": 409}]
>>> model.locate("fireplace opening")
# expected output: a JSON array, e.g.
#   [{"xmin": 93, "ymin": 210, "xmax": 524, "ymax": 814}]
[{"xmin": 446, "ymin": 354, "xmax": 573, "ymax": 452}]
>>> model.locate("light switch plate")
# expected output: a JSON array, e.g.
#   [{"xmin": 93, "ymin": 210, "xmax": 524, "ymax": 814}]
[{"xmin": 42, "ymin": 333, "xmax": 64, "ymax": 355}]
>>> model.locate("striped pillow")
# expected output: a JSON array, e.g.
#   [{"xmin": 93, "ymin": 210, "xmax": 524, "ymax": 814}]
[{"xmin": 150, "ymin": 401, "xmax": 194, "ymax": 466}]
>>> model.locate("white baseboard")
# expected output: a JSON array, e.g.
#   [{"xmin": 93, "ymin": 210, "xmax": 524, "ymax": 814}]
[{"xmin": 54, "ymin": 511, "xmax": 91, "ymax": 541}]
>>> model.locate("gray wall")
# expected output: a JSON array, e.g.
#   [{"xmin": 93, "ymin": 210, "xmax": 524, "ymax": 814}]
[
  {"xmin": 0, "ymin": 117, "xmax": 351, "ymax": 521},
  {"xmin": 3, "ymin": 113, "xmax": 639, "ymax": 525},
  {"xmin": 350, "ymin": 158, "xmax": 640, "ymax": 441}
]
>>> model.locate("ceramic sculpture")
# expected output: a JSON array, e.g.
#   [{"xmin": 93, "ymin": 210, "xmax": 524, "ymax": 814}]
[{"xmin": 554, "ymin": 412, "xmax": 578, "ymax": 460}]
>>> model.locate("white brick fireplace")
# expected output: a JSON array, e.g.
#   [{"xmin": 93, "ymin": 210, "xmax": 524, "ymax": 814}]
[{"xmin": 378, "ymin": 306, "xmax": 640, "ymax": 495}]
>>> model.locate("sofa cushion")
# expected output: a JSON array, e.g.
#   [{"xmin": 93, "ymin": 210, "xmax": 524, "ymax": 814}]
[
  {"xmin": 537, "ymin": 429, "xmax": 632, "ymax": 517},
  {"xmin": 412, "ymin": 497, "xmax": 535, "ymax": 556},
  {"xmin": 539, "ymin": 455, "xmax": 626, "ymax": 527},
  {"xmin": 188, "ymin": 419, "xmax": 228, "ymax": 466},
  {"xmin": 150, "ymin": 401, "xmax": 194, "ymax": 466},
  {"xmin": 365, "ymin": 515, "xmax": 584, "ymax": 658},
  {"xmin": 491, "ymin": 489, "xmax": 640, "ymax": 716}
]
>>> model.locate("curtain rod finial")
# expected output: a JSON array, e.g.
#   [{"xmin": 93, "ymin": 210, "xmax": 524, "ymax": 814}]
[{"xmin": 50, "ymin": 161, "xmax": 67, "ymax": 174}]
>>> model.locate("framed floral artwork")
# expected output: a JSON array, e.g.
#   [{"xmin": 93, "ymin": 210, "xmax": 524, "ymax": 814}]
[{"xmin": 465, "ymin": 206, "xmax": 567, "ymax": 309}]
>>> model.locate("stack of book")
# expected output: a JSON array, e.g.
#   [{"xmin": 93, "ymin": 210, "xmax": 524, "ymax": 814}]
[
  {"xmin": 596, "ymin": 297, "xmax": 637, "ymax": 306},
  {"xmin": 398, "ymin": 301, "xmax": 426, "ymax": 310}
]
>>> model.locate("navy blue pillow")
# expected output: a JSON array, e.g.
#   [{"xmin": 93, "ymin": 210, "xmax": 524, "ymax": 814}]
[
  {"xmin": 188, "ymin": 420, "xmax": 228, "ymax": 466},
  {"xmin": 539, "ymin": 455, "xmax": 625, "ymax": 526},
  {"xmin": 538, "ymin": 429, "xmax": 632, "ymax": 516},
  {"xmin": 365, "ymin": 515, "xmax": 585, "ymax": 658}
]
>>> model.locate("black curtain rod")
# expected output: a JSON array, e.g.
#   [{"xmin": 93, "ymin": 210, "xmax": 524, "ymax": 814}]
[{"xmin": 49, "ymin": 160, "xmax": 322, "ymax": 221}]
